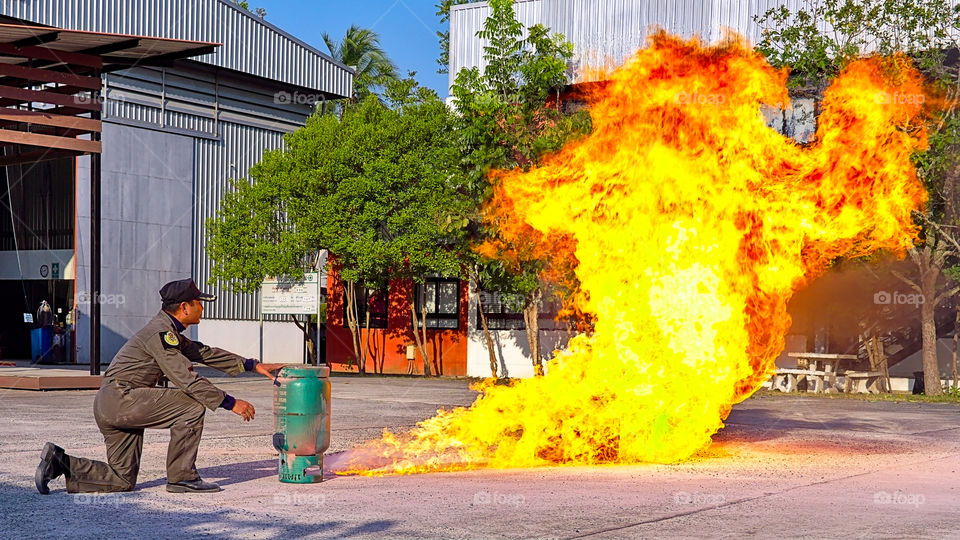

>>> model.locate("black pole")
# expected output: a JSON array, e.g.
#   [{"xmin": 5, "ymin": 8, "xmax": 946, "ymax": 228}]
[{"xmin": 90, "ymin": 83, "xmax": 102, "ymax": 376}]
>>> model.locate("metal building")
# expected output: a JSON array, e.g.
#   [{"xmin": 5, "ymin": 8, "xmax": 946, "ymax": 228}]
[{"xmin": 0, "ymin": 0, "xmax": 353, "ymax": 367}]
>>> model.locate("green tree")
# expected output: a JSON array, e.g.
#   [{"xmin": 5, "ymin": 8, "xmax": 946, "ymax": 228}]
[
  {"xmin": 755, "ymin": 0, "xmax": 960, "ymax": 395},
  {"xmin": 323, "ymin": 25, "xmax": 399, "ymax": 101},
  {"xmin": 230, "ymin": 0, "xmax": 265, "ymax": 18},
  {"xmin": 207, "ymin": 79, "xmax": 467, "ymax": 375},
  {"xmin": 449, "ymin": 0, "xmax": 591, "ymax": 376},
  {"xmin": 436, "ymin": 0, "xmax": 471, "ymax": 74}
]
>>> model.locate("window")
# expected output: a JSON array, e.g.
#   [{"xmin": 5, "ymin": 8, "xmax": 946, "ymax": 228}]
[
  {"xmin": 477, "ymin": 291, "xmax": 562, "ymax": 331},
  {"xmin": 414, "ymin": 278, "xmax": 460, "ymax": 329},
  {"xmin": 342, "ymin": 285, "xmax": 388, "ymax": 329}
]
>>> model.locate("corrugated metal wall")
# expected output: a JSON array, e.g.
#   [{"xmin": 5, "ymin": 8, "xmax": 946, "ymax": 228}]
[
  {"xmin": 0, "ymin": 0, "xmax": 353, "ymax": 97},
  {"xmin": 448, "ymin": 0, "xmax": 875, "ymax": 91}
]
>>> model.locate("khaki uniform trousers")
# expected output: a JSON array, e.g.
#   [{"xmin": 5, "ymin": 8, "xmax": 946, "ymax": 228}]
[{"xmin": 65, "ymin": 381, "xmax": 206, "ymax": 493}]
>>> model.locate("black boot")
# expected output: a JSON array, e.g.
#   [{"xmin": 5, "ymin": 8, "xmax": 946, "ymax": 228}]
[
  {"xmin": 166, "ymin": 478, "xmax": 222, "ymax": 493},
  {"xmin": 35, "ymin": 442, "xmax": 69, "ymax": 495}
]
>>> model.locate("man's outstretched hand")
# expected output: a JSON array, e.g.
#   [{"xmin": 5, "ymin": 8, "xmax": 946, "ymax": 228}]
[
  {"xmin": 254, "ymin": 363, "xmax": 287, "ymax": 379},
  {"xmin": 231, "ymin": 399, "xmax": 255, "ymax": 421}
]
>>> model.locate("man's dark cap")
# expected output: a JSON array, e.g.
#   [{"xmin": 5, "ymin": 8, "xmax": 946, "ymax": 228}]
[{"xmin": 160, "ymin": 278, "xmax": 217, "ymax": 304}]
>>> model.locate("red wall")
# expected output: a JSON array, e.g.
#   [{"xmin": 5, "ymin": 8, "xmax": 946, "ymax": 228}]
[{"xmin": 326, "ymin": 267, "xmax": 469, "ymax": 376}]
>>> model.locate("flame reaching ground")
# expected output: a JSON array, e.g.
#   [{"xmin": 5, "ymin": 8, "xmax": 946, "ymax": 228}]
[{"xmin": 335, "ymin": 33, "xmax": 931, "ymax": 474}]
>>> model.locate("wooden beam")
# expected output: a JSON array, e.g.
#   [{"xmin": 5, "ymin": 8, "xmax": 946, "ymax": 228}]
[
  {"xmin": 0, "ymin": 108, "xmax": 100, "ymax": 132},
  {"xmin": 102, "ymin": 44, "xmax": 217, "ymax": 66},
  {"xmin": 0, "ymin": 148, "xmax": 83, "ymax": 166},
  {"xmin": 0, "ymin": 124, "xmax": 90, "ymax": 138},
  {"xmin": 0, "ymin": 63, "xmax": 100, "ymax": 90},
  {"xmin": 1, "ymin": 40, "xmax": 133, "ymax": 73},
  {"xmin": 0, "ymin": 84, "xmax": 99, "ymax": 110},
  {"xmin": 0, "ymin": 128, "xmax": 100, "ymax": 153},
  {"xmin": 10, "ymin": 31, "xmax": 60, "ymax": 48},
  {"xmin": 40, "ymin": 105, "xmax": 93, "ymax": 117},
  {"xmin": 80, "ymin": 38, "xmax": 141, "ymax": 56},
  {"xmin": 0, "ymin": 42, "xmax": 103, "ymax": 69}
]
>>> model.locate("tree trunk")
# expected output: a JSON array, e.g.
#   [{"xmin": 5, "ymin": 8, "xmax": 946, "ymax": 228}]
[
  {"xmin": 362, "ymin": 310, "xmax": 371, "ymax": 374},
  {"xmin": 523, "ymin": 288, "xmax": 543, "ymax": 376},
  {"xmin": 408, "ymin": 287, "xmax": 432, "ymax": 376},
  {"xmin": 344, "ymin": 281, "xmax": 363, "ymax": 373},
  {"xmin": 421, "ymin": 295, "xmax": 433, "ymax": 375},
  {"xmin": 290, "ymin": 315, "xmax": 315, "ymax": 364},
  {"xmin": 953, "ymin": 307, "xmax": 959, "ymax": 390},
  {"xmin": 476, "ymin": 290, "xmax": 499, "ymax": 378},
  {"xmin": 921, "ymin": 278, "xmax": 942, "ymax": 395},
  {"xmin": 898, "ymin": 245, "xmax": 948, "ymax": 396},
  {"xmin": 873, "ymin": 337, "xmax": 891, "ymax": 393}
]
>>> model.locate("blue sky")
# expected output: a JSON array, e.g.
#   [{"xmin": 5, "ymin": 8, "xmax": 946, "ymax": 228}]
[{"xmin": 251, "ymin": 0, "xmax": 451, "ymax": 96}]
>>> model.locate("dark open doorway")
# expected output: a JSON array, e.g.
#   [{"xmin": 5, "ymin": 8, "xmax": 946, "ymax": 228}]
[{"xmin": 0, "ymin": 279, "xmax": 73, "ymax": 361}]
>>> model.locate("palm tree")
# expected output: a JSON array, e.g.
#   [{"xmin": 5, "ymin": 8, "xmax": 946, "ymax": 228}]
[{"xmin": 322, "ymin": 25, "xmax": 399, "ymax": 100}]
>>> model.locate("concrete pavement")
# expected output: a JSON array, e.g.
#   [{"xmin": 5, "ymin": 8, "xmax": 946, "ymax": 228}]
[{"xmin": 2, "ymin": 372, "xmax": 960, "ymax": 539}]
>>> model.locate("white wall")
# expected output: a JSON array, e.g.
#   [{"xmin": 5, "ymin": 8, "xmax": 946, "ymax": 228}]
[
  {"xmin": 889, "ymin": 338, "xmax": 960, "ymax": 379},
  {"xmin": 0, "ymin": 250, "xmax": 75, "ymax": 280},
  {"xmin": 465, "ymin": 282, "xmax": 571, "ymax": 379},
  {"xmin": 196, "ymin": 319, "xmax": 308, "ymax": 363}
]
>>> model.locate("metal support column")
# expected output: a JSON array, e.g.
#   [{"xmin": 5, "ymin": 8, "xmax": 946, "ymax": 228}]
[{"xmin": 90, "ymin": 82, "xmax": 102, "ymax": 376}]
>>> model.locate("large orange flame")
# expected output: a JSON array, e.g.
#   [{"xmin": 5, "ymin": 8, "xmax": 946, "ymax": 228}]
[{"xmin": 333, "ymin": 33, "xmax": 929, "ymax": 474}]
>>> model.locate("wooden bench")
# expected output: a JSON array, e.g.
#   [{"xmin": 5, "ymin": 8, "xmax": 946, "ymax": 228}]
[
  {"xmin": 843, "ymin": 371, "xmax": 885, "ymax": 394},
  {"xmin": 770, "ymin": 368, "xmax": 829, "ymax": 393}
]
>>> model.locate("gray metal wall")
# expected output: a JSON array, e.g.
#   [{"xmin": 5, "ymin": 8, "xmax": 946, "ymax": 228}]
[
  {"xmin": 75, "ymin": 123, "xmax": 196, "ymax": 364},
  {"xmin": 448, "ymin": 0, "xmax": 845, "ymax": 91},
  {"xmin": 0, "ymin": 0, "xmax": 353, "ymax": 97}
]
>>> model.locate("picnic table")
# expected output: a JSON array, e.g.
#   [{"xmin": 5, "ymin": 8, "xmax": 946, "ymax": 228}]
[{"xmin": 770, "ymin": 352, "xmax": 858, "ymax": 393}]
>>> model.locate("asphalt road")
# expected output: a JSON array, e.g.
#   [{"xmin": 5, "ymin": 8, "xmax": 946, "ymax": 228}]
[{"xmin": 2, "ymin": 372, "xmax": 959, "ymax": 539}]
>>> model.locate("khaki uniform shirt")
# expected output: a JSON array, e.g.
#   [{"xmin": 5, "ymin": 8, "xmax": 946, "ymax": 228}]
[{"xmin": 103, "ymin": 311, "xmax": 249, "ymax": 410}]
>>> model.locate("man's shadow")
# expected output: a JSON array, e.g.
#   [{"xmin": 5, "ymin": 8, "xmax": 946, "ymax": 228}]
[{"xmin": 136, "ymin": 458, "xmax": 278, "ymax": 489}]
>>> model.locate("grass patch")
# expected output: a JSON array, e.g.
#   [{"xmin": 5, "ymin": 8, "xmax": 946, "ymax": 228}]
[{"xmin": 751, "ymin": 388, "xmax": 960, "ymax": 405}]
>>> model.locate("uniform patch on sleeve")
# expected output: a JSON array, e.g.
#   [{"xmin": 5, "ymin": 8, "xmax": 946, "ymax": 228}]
[{"xmin": 160, "ymin": 331, "xmax": 180, "ymax": 349}]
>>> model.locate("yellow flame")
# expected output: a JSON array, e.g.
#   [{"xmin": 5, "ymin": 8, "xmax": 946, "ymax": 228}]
[{"xmin": 334, "ymin": 33, "xmax": 929, "ymax": 474}]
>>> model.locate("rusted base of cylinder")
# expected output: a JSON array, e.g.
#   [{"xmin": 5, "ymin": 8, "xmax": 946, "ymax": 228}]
[{"xmin": 278, "ymin": 454, "xmax": 323, "ymax": 483}]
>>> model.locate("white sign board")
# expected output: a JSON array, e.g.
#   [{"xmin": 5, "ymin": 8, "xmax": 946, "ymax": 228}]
[{"xmin": 261, "ymin": 273, "xmax": 320, "ymax": 315}]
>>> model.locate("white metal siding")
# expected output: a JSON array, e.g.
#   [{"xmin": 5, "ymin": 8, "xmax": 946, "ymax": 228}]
[{"xmin": 448, "ymin": 0, "xmax": 895, "ymax": 92}]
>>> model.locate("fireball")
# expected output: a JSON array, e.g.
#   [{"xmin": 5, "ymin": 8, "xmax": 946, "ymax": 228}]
[{"xmin": 335, "ymin": 33, "xmax": 929, "ymax": 474}]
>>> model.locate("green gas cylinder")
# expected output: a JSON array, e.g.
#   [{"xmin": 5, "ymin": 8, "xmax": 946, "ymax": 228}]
[{"xmin": 272, "ymin": 365, "xmax": 331, "ymax": 483}]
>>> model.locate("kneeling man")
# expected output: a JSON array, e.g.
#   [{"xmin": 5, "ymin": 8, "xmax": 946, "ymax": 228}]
[{"xmin": 36, "ymin": 278, "xmax": 284, "ymax": 494}]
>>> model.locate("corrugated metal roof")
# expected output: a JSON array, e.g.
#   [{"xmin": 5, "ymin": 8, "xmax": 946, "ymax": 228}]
[{"xmin": 0, "ymin": 0, "xmax": 354, "ymax": 98}]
